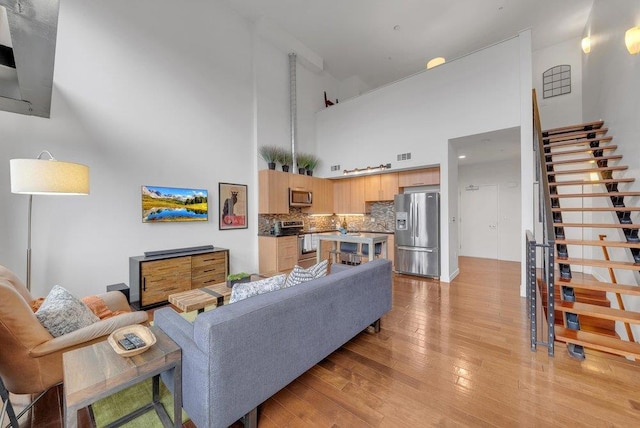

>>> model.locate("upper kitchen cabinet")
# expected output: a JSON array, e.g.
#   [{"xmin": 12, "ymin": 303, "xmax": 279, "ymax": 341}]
[
  {"xmin": 307, "ymin": 177, "xmax": 333, "ymax": 214},
  {"xmin": 258, "ymin": 170, "xmax": 289, "ymax": 214},
  {"xmin": 398, "ymin": 167, "xmax": 440, "ymax": 188},
  {"xmin": 289, "ymin": 172, "xmax": 313, "ymax": 190},
  {"xmin": 333, "ymin": 177, "xmax": 365, "ymax": 214},
  {"xmin": 364, "ymin": 173, "xmax": 399, "ymax": 201}
]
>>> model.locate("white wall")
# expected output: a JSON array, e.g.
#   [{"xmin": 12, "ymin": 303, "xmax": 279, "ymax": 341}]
[
  {"xmin": 254, "ymin": 23, "xmax": 340, "ymax": 168},
  {"xmin": 315, "ymin": 34, "xmax": 532, "ymax": 282},
  {"xmin": 0, "ymin": 0, "xmax": 260, "ymax": 298},
  {"xmin": 458, "ymin": 159, "xmax": 522, "ymax": 262},
  {"xmin": 581, "ymin": 0, "xmax": 640, "ymax": 339},
  {"xmin": 533, "ymin": 37, "xmax": 584, "ymax": 129}
]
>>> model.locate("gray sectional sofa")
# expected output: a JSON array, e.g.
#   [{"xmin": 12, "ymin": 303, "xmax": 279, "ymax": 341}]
[{"xmin": 154, "ymin": 258, "xmax": 392, "ymax": 428}]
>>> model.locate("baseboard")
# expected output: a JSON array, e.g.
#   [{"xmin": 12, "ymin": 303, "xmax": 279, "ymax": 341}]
[{"xmin": 448, "ymin": 268, "xmax": 460, "ymax": 282}]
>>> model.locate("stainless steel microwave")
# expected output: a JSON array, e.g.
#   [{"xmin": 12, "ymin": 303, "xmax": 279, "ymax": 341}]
[{"xmin": 289, "ymin": 188, "xmax": 313, "ymax": 207}]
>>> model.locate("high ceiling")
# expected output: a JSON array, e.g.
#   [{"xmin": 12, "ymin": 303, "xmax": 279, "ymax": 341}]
[{"xmin": 222, "ymin": 0, "xmax": 594, "ymax": 90}]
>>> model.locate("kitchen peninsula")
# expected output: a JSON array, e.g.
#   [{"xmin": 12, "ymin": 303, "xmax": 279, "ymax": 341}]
[{"xmin": 317, "ymin": 232, "xmax": 389, "ymax": 264}]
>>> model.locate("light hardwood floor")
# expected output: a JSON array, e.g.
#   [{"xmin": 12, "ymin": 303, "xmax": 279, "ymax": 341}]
[{"xmin": 252, "ymin": 256, "xmax": 640, "ymax": 427}]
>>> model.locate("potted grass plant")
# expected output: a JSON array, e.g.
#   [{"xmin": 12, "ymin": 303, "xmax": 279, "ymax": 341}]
[
  {"xmin": 259, "ymin": 145, "xmax": 280, "ymax": 170},
  {"xmin": 277, "ymin": 148, "xmax": 293, "ymax": 172},
  {"xmin": 305, "ymin": 155, "xmax": 319, "ymax": 176},
  {"xmin": 295, "ymin": 153, "xmax": 311, "ymax": 175}
]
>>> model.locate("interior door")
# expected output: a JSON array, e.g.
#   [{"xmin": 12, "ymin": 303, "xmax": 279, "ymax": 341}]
[{"xmin": 460, "ymin": 185, "xmax": 498, "ymax": 259}]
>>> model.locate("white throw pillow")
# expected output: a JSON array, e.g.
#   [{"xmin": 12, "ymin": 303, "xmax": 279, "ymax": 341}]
[
  {"xmin": 229, "ymin": 274, "xmax": 287, "ymax": 303},
  {"xmin": 35, "ymin": 285, "xmax": 99, "ymax": 337},
  {"xmin": 284, "ymin": 259, "xmax": 329, "ymax": 288}
]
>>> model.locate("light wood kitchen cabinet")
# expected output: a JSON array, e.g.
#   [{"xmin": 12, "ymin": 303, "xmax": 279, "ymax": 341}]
[
  {"xmin": 333, "ymin": 177, "xmax": 365, "ymax": 214},
  {"xmin": 259, "ymin": 236, "xmax": 298, "ymax": 274},
  {"xmin": 258, "ymin": 169, "xmax": 289, "ymax": 214},
  {"xmin": 306, "ymin": 177, "xmax": 333, "ymax": 214},
  {"xmin": 386, "ymin": 234, "xmax": 395, "ymax": 269},
  {"xmin": 398, "ymin": 167, "xmax": 440, "ymax": 188},
  {"xmin": 129, "ymin": 248, "xmax": 229, "ymax": 309},
  {"xmin": 289, "ymin": 172, "xmax": 313, "ymax": 190},
  {"xmin": 364, "ymin": 173, "xmax": 399, "ymax": 201}
]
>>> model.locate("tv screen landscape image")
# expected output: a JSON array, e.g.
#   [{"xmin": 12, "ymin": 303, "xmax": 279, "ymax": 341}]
[{"xmin": 142, "ymin": 185, "xmax": 208, "ymax": 223}]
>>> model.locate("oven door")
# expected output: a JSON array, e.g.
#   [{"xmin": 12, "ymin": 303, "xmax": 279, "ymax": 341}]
[{"xmin": 298, "ymin": 234, "xmax": 317, "ymax": 267}]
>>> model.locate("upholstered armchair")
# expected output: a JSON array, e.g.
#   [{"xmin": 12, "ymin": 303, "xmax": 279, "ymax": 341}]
[{"xmin": 0, "ymin": 265, "xmax": 148, "ymax": 425}]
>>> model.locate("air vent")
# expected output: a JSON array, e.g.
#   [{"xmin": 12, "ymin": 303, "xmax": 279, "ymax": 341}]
[
  {"xmin": 331, "ymin": 164, "xmax": 341, "ymax": 171},
  {"xmin": 396, "ymin": 153, "xmax": 412, "ymax": 161}
]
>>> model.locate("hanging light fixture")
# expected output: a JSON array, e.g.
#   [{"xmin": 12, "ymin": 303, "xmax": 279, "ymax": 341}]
[
  {"xmin": 625, "ymin": 26, "xmax": 640, "ymax": 54},
  {"xmin": 581, "ymin": 36, "xmax": 591, "ymax": 54}
]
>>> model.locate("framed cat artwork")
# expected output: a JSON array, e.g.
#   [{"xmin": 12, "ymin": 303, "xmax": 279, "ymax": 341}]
[{"xmin": 218, "ymin": 183, "xmax": 248, "ymax": 230}]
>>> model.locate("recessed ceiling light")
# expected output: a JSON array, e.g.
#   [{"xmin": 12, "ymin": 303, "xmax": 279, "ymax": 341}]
[
  {"xmin": 458, "ymin": 155, "xmax": 466, "ymax": 159},
  {"xmin": 426, "ymin": 57, "xmax": 446, "ymax": 69}
]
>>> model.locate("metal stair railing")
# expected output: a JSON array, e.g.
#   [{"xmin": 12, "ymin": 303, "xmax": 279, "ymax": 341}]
[{"xmin": 527, "ymin": 89, "xmax": 555, "ymax": 356}]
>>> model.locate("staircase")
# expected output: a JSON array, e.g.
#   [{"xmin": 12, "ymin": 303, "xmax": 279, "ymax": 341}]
[{"xmin": 540, "ymin": 119, "xmax": 640, "ymax": 359}]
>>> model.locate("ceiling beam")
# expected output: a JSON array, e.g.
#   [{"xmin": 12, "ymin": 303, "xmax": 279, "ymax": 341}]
[{"xmin": 0, "ymin": 0, "xmax": 60, "ymax": 118}]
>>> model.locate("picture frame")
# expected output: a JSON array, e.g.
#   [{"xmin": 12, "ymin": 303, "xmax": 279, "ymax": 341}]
[
  {"xmin": 141, "ymin": 185, "xmax": 208, "ymax": 223},
  {"xmin": 218, "ymin": 183, "xmax": 248, "ymax": 230}
]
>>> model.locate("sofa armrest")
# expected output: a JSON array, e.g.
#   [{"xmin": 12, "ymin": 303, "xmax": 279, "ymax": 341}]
[
  {"xmin": 29, "ymin": 311, "xmax": 148, "ymax": 357},
  {"xmin": 153, "ymin": 308, "xmax": 196, "ymax": 350},
  {"xmin": 96, "ymin": 291, "xmax": 131, "ymax": 312}
]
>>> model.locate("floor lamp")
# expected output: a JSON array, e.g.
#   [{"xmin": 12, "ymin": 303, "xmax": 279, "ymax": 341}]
[{"xmin": 9, "ymin": 151, "xmax": 90, "ymax": 291}]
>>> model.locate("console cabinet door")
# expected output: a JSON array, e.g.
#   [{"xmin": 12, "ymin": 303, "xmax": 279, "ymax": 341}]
[{"xmin": 140, "ymin": 257, "xmax": 191, "ymax": 306}]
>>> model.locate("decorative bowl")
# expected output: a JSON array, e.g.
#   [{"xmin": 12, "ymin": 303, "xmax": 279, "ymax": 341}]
[{"xmin": 108, "ymin": 324, "xmax": 156, "ymax": 357}]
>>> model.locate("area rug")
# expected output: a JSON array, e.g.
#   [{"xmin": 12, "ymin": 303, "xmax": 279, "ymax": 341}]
[{"xmin": 90, "ymin": 378, "xmax": 189, "ymax": 427}]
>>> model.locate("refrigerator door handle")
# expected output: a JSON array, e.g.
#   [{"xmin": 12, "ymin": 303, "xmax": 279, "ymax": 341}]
[{"xmin": 397, "ymin": 246, "xmax": 434, "ymax": 253}]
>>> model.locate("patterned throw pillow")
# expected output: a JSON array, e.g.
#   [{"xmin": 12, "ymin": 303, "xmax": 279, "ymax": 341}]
[
  {"xmin": 284, "ymin": 259, "xmax": 329, "ymax": 288},
  {"xmin": 229, "ymin": 274, "xmax": 287, "ymax": 304},
  {"xmin": 35, "ymin": 285, "xmax": 100, "ymax": 337}
]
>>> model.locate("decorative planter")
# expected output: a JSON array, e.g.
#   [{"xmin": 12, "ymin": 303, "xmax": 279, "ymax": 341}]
[
  {"xmin": 268, "ymin": 162, "xmax": 276, "ymax": 170},
  {"xmin": 282, "ymin": 165, "xmax": 290, "ymax": 172},
  {"xmin": 227, "ymin": 276, "xmax": 251, "ymax": 288},
  {"xmin": 306, "ymin": 170, "xmax": 313, "ymax": 176},
  {"xmin": 298, "ymin": 168, "xmax": 306, "ymax": 175}
]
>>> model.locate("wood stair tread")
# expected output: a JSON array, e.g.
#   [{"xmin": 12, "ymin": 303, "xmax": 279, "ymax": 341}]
[
  {"xmin": 544, "ymin": 136, "xmax": 613, "ymax": 150},
  {"xmin": 556, "ymin": 257, "xmax": 640, "ymax": 270},
  {"xmin": 546, "ymin": 146, "xmax": 618, "ymax": 157},
  {"xmin": 543, "ymin": 129, "xmax": 609, "ymax": 144},
  {"xmin": 546, "ymin": 155, "xmax": 622, "ymax": 166},
  {"xmin": 556, "ymin": 301, "xmax": 640, "ymax": 323},
  {"xmin": 555, "ymin": 276, "xmax": 640, "ymax": 296},
  {"xmin": 551, "ymin": 191, "xmax": 640, "ymax": 198},
  {"xmin": 543, "ymin": 121, "xmax": 604, "ymax": 135},
  {"xmin": 547, "ymin": 165, "xmax": 628, "ymax": 175},
  {"xmin": 554, "ymin": 222, "xmax": 639, "ymax": 229},
  {"xmin": 555, "ymin": 326, "xmax": 640, "ymax": 359},
  {"xmin": 548, "ymin": 178, "xmax": 634, "ymax": 186},
  {"xmin": 552, "ymin": 206, "xmax": 640, "ymax": 212},
  {"xmin": 555, "ymin": 238, "xmax": 640, "ymax": 249}
]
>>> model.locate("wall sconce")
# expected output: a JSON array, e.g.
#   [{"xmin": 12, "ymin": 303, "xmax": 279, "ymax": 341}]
[
  {"xmin": 625, "ymin": 26, "xmax": 640, "ymax": 54},
  {"xmin": 581, "ymin": 36, "xmax": 591, "ymax": 54},
  {"xmin": 343, "ymin": 163, "xmax": 391, "ymax": 176}
]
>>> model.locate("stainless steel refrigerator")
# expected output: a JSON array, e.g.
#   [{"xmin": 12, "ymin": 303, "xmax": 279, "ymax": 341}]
[{"xmin": 394, "ymin": 192, "xmax": 440, "ymax": 278}]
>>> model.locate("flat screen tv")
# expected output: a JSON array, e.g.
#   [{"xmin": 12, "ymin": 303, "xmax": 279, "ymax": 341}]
[{"xmin": 142, "ymin": 185, "xmax": 208, "ymax": 223}]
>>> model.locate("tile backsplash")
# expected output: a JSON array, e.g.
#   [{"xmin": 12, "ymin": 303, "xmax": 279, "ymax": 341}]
[{"xmin": 258, "ymin": 202, "xmax": 395, "ymax": 235}]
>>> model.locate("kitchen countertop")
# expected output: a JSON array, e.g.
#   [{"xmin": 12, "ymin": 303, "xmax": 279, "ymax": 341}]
[{"xmin": 258, "ymin": 229, "xmax": 394, "ymax": 237}]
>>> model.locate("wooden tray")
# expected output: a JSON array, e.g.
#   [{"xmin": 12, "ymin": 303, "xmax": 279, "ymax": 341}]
[{"xmin": 107, "ymin": 325, "xmax": 156, "ymax": 357}]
